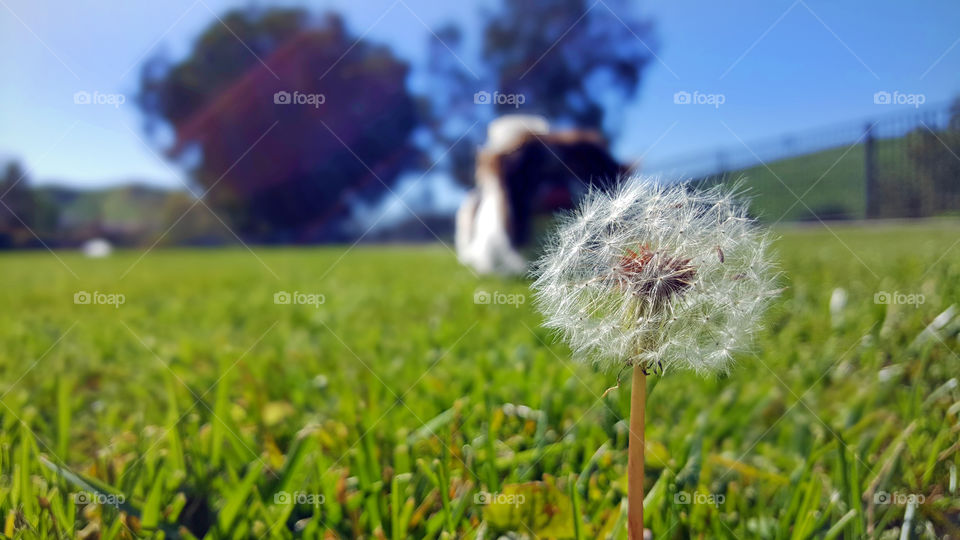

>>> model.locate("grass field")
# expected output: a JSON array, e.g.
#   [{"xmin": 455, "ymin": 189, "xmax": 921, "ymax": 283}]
[{"xmin": 1, "ymin": 221, "xmax": 959, "ymax": 539}]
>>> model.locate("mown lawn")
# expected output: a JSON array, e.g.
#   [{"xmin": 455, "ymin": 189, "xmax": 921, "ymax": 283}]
[{"xmin": 1, "ymin": 221, "xmax": 959, "ymax": 539}]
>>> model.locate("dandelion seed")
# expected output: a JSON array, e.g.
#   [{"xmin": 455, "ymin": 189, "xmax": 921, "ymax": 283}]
[
  {"xmin": 530, "ymin": 176, "xmax": 779, "ymax": 539},
  {"xmin": 531, "ymin": 177, "xmax": 778, "ymax": 376}
]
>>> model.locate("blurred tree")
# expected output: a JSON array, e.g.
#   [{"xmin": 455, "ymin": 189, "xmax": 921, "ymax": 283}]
[
  {"xmin": 0, "ymin": 162, "xmax": 37, "ymax": 248},
  {"xmin": 424, "ymin": 0, "xmax": 655, "ymax": 187},
  {"xmin": 482, "ymin": 0, "xmax": 654, "ymax": 132},
  {"xmin": 139, "ymin": 9, "xmax": 424, "ymax": 241},
  {"xmin": 420, "ymin": 24, "xmax": 482, "ymax": 188}
]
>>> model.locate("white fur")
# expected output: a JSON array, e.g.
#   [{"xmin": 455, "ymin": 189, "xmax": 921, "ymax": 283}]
[
  {"xmin": 455, "ymin": 115, "xmax": 550, "ymax": 275},
  {"xmin": 484, "ymin": 115, "xmax": 549, "ymax": 153},
  {"xmin": 456, "ymin": 182, "xmax": 526, "ymax": 275}
]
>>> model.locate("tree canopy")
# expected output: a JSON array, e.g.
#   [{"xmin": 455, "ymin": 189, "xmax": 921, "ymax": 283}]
[
  {"xmin": 139, "ymin": 9, "xmax": 424, "ymax": 241},
  {"xmin": 482, "ymin": 0, "xmax": 654, "ymax": 131},
  {"xmin": 137, "ymin": 3, "xmax": 657, "ymax": 239}
]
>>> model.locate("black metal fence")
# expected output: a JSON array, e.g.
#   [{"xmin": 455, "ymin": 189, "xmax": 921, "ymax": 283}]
[{"xmin": 644, "ymin": 102, "xmax": 960, "ymax": 222}]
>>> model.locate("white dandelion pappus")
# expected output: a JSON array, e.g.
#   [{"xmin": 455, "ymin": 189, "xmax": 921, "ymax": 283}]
[{"xmin": 531, "ymin": 177, "xmax": 779, "ymax": 376}]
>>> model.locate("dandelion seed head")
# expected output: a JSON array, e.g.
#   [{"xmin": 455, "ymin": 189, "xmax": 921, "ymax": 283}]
[{"xmin": 531, "ymin": 177, "xmax": 779, "ymax": 376}]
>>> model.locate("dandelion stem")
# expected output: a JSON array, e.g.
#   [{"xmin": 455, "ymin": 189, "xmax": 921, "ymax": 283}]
[{"xmin": 628, "ymin": 365, "xmax": 646, "ymax": 539}]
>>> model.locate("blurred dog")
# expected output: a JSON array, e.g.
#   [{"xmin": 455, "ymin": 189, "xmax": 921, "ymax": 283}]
[{"xmin": 456, "ymin": 115, "xmax": 628, "ymax": 274}]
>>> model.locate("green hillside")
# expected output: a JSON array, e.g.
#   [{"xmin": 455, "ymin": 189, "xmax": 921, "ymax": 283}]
[
  {"xmin": 34, "ymin": 184, "xmax": 183, "ymax": 230},
  {"xmin": 719, "ymin": 138, "xmax": 912, "ymax": 222}
]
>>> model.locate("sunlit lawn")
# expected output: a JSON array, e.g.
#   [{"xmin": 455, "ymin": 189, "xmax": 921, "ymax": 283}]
[{"xmin": 1, "ymin": 221, "xmax": 958, "ymax": 538}]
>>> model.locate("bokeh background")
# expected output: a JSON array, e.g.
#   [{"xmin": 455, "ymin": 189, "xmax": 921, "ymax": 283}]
[
  {"xmin": 1, "ymin": 0, "xmax": 959, "ymax": 247},
  {"xmin": 1, "ymin": 1, "xmax": 959, "ymax": 539}
]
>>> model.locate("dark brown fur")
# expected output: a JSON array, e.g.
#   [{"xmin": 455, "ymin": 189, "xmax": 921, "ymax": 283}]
[{"xmin": 476, "ymin": 130, "xmax": 629, "ymax": 246}]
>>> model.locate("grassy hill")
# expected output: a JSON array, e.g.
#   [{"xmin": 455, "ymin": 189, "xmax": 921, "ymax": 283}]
[
  {"xmin": 714, "ymin": 138, "xmax": 911, "ymax": 223},
  {"xmin": 34, "ymin": 184, "xmax": 183, "ymax": 232}
]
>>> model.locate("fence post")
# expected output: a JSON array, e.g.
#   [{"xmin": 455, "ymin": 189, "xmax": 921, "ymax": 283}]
[{"xmin": 863, "ymin": 123, "xmax": 876, "ymax": 219}]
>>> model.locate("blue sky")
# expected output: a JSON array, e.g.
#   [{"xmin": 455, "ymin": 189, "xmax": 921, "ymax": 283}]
[{"xmin": 1, "ymin": 0, "xmax": 958, "ymax": 192}]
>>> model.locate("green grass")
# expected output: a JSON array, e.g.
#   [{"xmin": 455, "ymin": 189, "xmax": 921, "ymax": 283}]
[
  {"xmin": 1, "ymin": 222, "xmax": 959, "ymax": 538},
  {"xmin": 724, "ymin": 139, "xmax": 910, "ymax": 222}
]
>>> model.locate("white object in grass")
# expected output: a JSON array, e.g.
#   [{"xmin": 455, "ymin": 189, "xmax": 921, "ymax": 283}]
[{"xmin": 82, "ymin": 238, "xmax": 113, "ymax": 258}]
